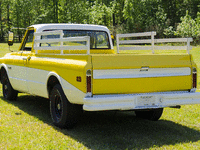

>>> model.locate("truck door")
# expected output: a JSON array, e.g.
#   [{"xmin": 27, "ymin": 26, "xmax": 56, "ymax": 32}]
[{"xmin": 11, "ymin": 29, "xmax": 34, "ymax": 93}]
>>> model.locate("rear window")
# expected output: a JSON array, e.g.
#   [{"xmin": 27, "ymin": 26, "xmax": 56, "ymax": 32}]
[{"xmin": 41, "ymin": 30, "xmax": 110, "ymax": 49}]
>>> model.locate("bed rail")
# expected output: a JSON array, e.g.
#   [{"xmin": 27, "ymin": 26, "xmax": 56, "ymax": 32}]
[
  {"xmin": 116, "ymin": 31, "xmax": 193, "ymax": 54},
  {"xmin": 34, "ymin": 30, "xmax": 90, "ymax": 55}
]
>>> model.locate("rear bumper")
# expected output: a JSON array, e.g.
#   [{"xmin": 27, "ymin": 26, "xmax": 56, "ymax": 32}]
[{"xmin": 83, "ymin": 91, "xmax": 200, "ymax": 111}]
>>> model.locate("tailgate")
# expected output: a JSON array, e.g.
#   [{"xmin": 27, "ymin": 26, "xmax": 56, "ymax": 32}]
[{"xmin": 91, "ymin": 54, "xmax": 192, "ymax": 95}]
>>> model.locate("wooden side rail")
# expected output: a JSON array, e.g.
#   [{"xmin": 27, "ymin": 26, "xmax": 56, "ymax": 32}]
[
  {"xmin": 34, "ymin": 30, "xmax": 90, "ymax": 55},
  {"xmin": 116, "ymin": 31, "xmax": 193, "ymax": 54}
]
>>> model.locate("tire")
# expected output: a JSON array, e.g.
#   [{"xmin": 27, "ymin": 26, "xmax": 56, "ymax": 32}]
[
  {"xmin": 135, "ymin": 108, "xmax": 163, "ymax": 121},
  {"xmin": 50, "ymin": 84, "xmax": 82, "ymax": 129},
  {"xmin": 1, "ymin": 71, "xmax": 18, "ymax": 101}
]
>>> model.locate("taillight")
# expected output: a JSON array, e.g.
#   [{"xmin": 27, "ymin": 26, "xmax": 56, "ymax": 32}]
[
  {"xmin": 86, "ymin": 69, "xmax": 92, "ymax": 97},
  {"xmin": 87, "ymin": 76, "xmax": 91, "ymax": 92},
  {"xmin": 193, "ymin": 67, "xmax": 197, "ymax": 88}
]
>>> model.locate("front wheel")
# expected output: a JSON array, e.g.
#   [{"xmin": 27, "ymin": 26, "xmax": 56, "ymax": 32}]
[
  {"xmin": 50, "ymin": 84, "xmax": 82, "ymax": 129},
  {"xmin": 2, "ymin": 71, "xmax": 18, "ymax": 101},
  {"xmin": 135, "ymin": 108, "xmax": 163, "ymax": 121}
]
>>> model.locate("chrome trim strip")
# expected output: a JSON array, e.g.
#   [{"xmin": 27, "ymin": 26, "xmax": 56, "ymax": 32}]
[{"xmin": 93, "ymin": 67, "xmax": 191, "ymax": 79}]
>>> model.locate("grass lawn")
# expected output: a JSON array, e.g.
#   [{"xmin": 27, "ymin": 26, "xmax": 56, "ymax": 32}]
[{"xmin": 0, "ymin": 43, "xmax": 200, "ymax": 149}]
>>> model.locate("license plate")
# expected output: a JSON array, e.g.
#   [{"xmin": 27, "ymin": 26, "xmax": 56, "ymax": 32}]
[{"xmin": 137, "ymin": 96, "xmax": 156, "ymax": 106}]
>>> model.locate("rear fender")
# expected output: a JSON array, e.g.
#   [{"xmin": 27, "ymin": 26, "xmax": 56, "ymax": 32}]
[{"xmin": 46, "ymin": 71, "xmax": 85, "ymax": 104}]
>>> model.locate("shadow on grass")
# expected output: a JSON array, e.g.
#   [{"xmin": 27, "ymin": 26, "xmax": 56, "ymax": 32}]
[{"xmin": 1, "ymin": 95, "xmax": 200, "ymax": 149}]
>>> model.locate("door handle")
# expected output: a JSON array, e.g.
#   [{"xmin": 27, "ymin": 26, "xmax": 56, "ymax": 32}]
[
  {"xmin": 140, "ymin": 67, "xmax": 149, "ymax": 72},
  {"xmin": 22, "ymin": 56, "xmax": 31, "ymax": 61},
  {"xmin": 22, "ymin": 56, "xmax": 31, "ymax": 65}
]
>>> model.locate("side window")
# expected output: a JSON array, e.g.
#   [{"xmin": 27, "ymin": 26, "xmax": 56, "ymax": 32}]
[{"xmin": 21, "ymin": 30, "xmax": 34, "ymax": 51}]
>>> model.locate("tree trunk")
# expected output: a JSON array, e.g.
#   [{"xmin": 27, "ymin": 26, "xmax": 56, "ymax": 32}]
[
  {"xmin": 56, "ymin": 1, "xmax": 58, "ymax": 23},
  {"xmin": 113, "ymin": 13, "xmax": 116, "ymax": 26},
  {"xmin": 0, "ymin": 2, "xmax": 3, "ymax": 42},
  {"xmin": 7, "ymin": 4, "xmax": 10, "ymax": 31}
]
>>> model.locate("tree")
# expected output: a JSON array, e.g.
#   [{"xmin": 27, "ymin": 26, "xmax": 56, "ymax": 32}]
[
  {"xmin": 174, "ymin": 10, "xmax": 200, "ymax": 44},
  {"xmin": 175, "ymin": 11, "xmax": 196, "ymax": 38},
  {"xmin": 0, "ymin": 0, "xmax": 199, "ymax": 43},
  {"xmin": 0, "ymin": 1, "xmax": 3, "ymax": 41}
]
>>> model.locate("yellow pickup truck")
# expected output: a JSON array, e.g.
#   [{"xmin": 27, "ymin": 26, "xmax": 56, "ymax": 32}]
[{"xmin": 1, "ymin": 24, "xmax": 200, "ymax": 128}]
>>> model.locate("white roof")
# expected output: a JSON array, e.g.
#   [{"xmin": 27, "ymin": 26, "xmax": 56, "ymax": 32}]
[{"xmin": 30, "ymin": 23, "xmax": 110, "ymax": 33}]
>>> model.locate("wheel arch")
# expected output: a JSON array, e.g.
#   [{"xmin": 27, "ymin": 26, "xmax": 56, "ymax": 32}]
[
  {"xmin": 46, "ymin": 72, "xmax": 62, "ymax": 98},
  {"xmin": 0, "ymin": 64, "xmax": 9, "ymax": 84}
]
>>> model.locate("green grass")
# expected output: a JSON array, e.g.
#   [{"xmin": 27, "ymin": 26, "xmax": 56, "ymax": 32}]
[{"xmin": 1, "ymin": 43, "xmax": 200, "ymax": 149}]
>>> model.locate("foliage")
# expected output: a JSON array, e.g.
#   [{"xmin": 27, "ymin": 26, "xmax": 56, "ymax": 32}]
[
  {"xmin": 0, "ymin": 0, "xmax": 200, "ymax": 43},
  {"xmin": 164, "ymin": 26, "xmax": 175, "ymax": 38},
  {"xmin": 175, "ymin": 11, "xmax": 196, "ymax": 38},
  {"xmin": 59, "ymin": 0, "xmax": 90, "ymax": 24},
  {"xmin": 174, "ymin": 11, "xmax": 200, "ymax": 44},
  {"xmin": 195, "ymin": 12, "xmax": 200, "ymax": 43}
]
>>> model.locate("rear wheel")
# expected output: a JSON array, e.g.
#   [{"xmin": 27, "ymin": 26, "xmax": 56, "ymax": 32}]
[
  {"xmin": 135, "ymin": 108, "xmax": 163, "ymax": 121},
  {"xmin": 50, "ymin": 84, "xmax": 82, "ymax": 129},
  {"xmin": 1, "ymin": 71, "xmax": 18, "ymax": 101}
]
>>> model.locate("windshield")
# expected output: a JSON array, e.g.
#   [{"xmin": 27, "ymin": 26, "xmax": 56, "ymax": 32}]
[{"xmin": 42, "ymin": 30, "xmax": 110, "ymax": 49}]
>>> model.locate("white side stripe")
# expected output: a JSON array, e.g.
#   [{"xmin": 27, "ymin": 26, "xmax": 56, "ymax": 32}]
[{"xmin": 93, "ymin": 67, "xmax": 191, "ymax": 79}]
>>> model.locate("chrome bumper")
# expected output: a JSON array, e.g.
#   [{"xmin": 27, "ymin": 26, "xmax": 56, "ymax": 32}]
[{"xmin": 83, "ymin": 91, "xmax": 200, "ymax": 111}]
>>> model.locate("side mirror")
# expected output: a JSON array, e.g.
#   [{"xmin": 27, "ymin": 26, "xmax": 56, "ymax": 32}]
[{"xmin": 8, "ymin": 31, "xmax": 14, "ymax": 46}]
